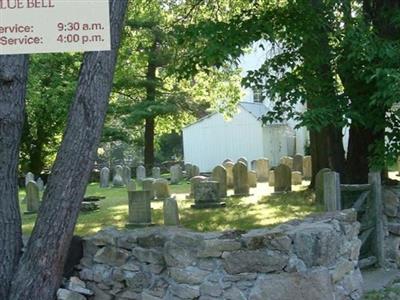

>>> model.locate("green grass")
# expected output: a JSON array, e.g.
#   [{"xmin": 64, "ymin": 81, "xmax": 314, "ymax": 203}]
[{"xmin": 20, "ymin": 182, "xmax": 323, "ymax": 236}]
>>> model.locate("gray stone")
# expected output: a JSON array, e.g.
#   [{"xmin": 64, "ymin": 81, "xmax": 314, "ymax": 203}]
[
  {"xmin": 255, "ymin": 158, "xmax": 269, "ymax": 182},
  {"xmin": 136, "ymin": 165, "xmax": 146, "ymax": 182},
  {"xmin": 26, "ymin": 180, "xmax": 40, "ymax": 213},
  {"xmin": 388, "ymin": 222, "xmax": 400, "ymax": 235},
  {"xmin": 142, "ymin": 178, "xmax": 156, "ymax": 199},
  {"xmin": 93, "ymin": 246, "xmax": 129, "ymax": 267},
  {"xmin": 285, "ymin": 256, "xmax": 307, "ymax": 273},
  {"xmin": 122, "ymin": 166, "xmax": 131, "ymax": 185},
  {"xmin": 200, "ymin": 281, "xmax": 223, "ymax": 297},
  {"xmin": 248, "ymin": 170, "xmax": 257, "ymax": 188},
  {"xmin": 274, "ymin": 164, "xmax": 292, "ymax": 193},
  {"xmin": 132, "ymin": 247, "xmax": 165, "ymax": 265},
  {"xmin": 211, "ymin": 165, "xmax": 227, "ymax": 198},
  {"xmin": 170, "ymin": 165, "xmax": 183, "ymax": 184},
  {"xmin": 269, "ymin": 170, "xmax": 275, "ymax": 187},
  {"xmin": 237, "ymin": 157, "xmax": 248, "ymax": 167},
  {"xmin": 233, "ymin": 162, "xmax": 249, "ymax": 196},
  {"xmin": 223, "ymin": 161, "xmax": 234, "ymax": 189},
  {"xmin": 163, "ymin": 197, "xmax": 180, "ymax": 226},
  {"xmin": 323, "ymin": 171, "xmax": 341, "ymax": 212},
  {"xmin": 193, "ymin": 181, "xmax": 225, "ymax": 209},
  {"xmin": 331, "ymin": 258, "xmax": 354, "ymax": 283},
  {"xmin": 152, "ymin": 167, "xmax": 161, "ymax": 179},
  {"xmin": 57, "ymin": 288, "xmax": 86, "ymax": 300},
  {"xmin": 292, "ymin": 171, "xmax": 302, "ymax": 185},
  {"xmin": 315, "ymin": 168, "xmax": 331, "ymax": 204},
  {"xmin": 184, "ymin": 163, "xmax": 193, "ymax": 178},
  {"xmin": 36, "ymin": 177, "xmax": 44, "ymax": 191},
  {"xmin": 224, "ymin": 286, "xmax": 246, "ymax": 300},
  {"xmin": 125, "ymin": 271, "xmax": 151, "ymax": 292},
  {"xmin": 169, "ymin": 267, "xmax": 209, "ymax": 285},
  {"xmin": 154, "ymin": 178, "xmax": 170, "ymax": 200},
  {"xmin": 169, "ymin": 283, "xmax": 200, "ymax": 299},
  {"xmin": 293, "ymin": 154, "xmax": 304, "ymax": 174},
  {"xmin": 383, "ymin": 189, "xmax": 399, "ymax": 217},
  {"xmin": 190, "ymin": 165, "xmax": 200, "ymax": 178},
  {"xmin": 189, "ymin": 176, "xmax": 207, "ymax": 198},
  {"xmin": 100, "ymin": 167, "xmax": 110, "ymax": 188},
  {"xmin": 197, "ymin": 239, "xmax": 242, "ymax": 257},
  {"xmin": 303, "ymin": 156, "xmax": 312, "ymax": 179},
  {"xmin": 126, "ymin": 180, "xmax": 136, "ymax": 192},
  {"xmin": 25, "ymin": 172, "xmax": 34, "ymax": 186},
  {"xmin": 113, "ymin": 165, "xmax": 124, "ymax": 187},
  {"xmin": 127, "ymin": 191, "xmax": 152, "ymax": 226}
]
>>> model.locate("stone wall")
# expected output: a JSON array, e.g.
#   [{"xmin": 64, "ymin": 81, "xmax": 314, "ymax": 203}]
[
  {"xmin": 76, "ymin": 209, "xmax": 363, "ymax": 300},
  {"xmin": 383, "ymin": 187, "xmax": 400, "ymax": 268}
]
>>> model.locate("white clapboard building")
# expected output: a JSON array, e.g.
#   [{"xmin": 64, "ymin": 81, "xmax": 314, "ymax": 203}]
[{"xmin": 182, "ymin": 41, "xmax": 309, "ymax": 172}]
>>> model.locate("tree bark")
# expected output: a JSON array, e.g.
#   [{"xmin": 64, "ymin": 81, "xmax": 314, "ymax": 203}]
[
  {"xmin": 0, "ymin": 55, "xmax": 28, "ymax": 300},
  {"xmin": 8, "ymin": 1, "xmax": 128, "ymax": 299}
]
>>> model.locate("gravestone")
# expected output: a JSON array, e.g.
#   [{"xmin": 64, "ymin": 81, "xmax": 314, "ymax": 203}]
[
  {"xmin": 25, "ymin": 172, "xmax": 34, "ymax": 187},
  {"xmin": 126, "ymin": 180, "xmax": 136, "ymax": 192},
  {"xmin": 250, "ymin": 160, "xmax": 257, "ymax": 171},
  {"xmin": 237, "ymin": 157, "xmax": 248, "ymax": 168},
  {"xmin": 152, "ymin": 167, "xmax": 161, "ymax": 179},
  {"xmin": 248, "ymin": 171, "xmax": 257, "ymax": 188},
  {"xmin": 255, "ymin": 158, "xmax": 269, "ymax": 182},
  {"xmin": 293, "ymin": 154, "xmax": 304, "ymax": 174},
  {"xmin": 190, "ymin": 165, "xmax": 200, "ymax": 178},
  {"xmin": 154, "ymin": 178, "xmax": 170, "ymax": 200},
  {"xmin": 274, "ymin": 164, "xmax": 292, "ymax": 193},
  {"xmin": 292, "ymin": 171, "xmax": 303, "ymax": 185},
  {"xmin": 127, "ymin": 191, "xmax": 152, "ymax": 227},
  {"xmin": 136, "ymin": 165, "xmax": 146, "ymax": 182},
  {"xmin": 303, "ymin": 156, "xmax": 312, "ymax": 180},
  {"xmin": 233, "ymin": 162, "xmax": 249, "ymax": 196},
  {"xmin": 100, "ymin": 167, "xmax": 110, "ymax": 188},
  {"xmin": 122, "ymin": 166, "xmax": 131, "ymax": 185},
  {"xmin": 170, "ymin": 165, "xmax": 183, "ymax": 184},
  {"xmin": 25, "ymin": 181, "xmax": 40, "ymax": 214},
  {"xmin": 280, "ymin": 156, "xmax": 293, "ymax": 170},
  {"xmin": 269, "ymin": 170, "xmax": 275, "ymax": 187},
  {"xmin": 223, "ymin": 161, "xmax": 234, "ymax": 189},
  {"xmin": 184, "ymin": 163, "xmax": 192, "ymax": 178},
  {"xmin": 211, "ymin": 165, "xmax": 227, "ymax": 198},
  {"xmin": 163, "ymin": 197, "xmax": 180, "ymax": 226},
  {"xmin": 323, "ymin": 171, "xmax": 341, "ymax": 211},
  {"xmin": 112, "ymin": 165, "xmax": 124, "ymax": 187},
  {"xmin": 189, "ymin": 176, "xmax": 207, "ymax": 198},
  {"xmin": 192, "ymin": 181, "xmax": 225, "ymax": 208},
  {"xmin": 142, "ymin": 178, "xmax": 155, "ymax": 199},
  {"xmin": 315, "ymin": 168, "xmax": 332, "ymax": 204},
  {"xmin": 36, "ymin": 177, "xmax": 44, "ymax": 192},
  {"xmin": 222, "ymin": 158, "xmax": 233, "ymax": 165}
]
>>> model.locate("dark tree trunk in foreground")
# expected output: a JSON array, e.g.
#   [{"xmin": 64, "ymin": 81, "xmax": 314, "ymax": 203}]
[
  {"xmin": 0, "ymin": 55, "xmax": 28, "ymax": 299},
  {"xmin": 8, "ymin": 1, "xmax": 128, "ymax": 299}
]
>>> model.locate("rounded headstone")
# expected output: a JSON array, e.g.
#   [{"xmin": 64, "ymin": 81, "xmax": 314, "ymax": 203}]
[
  {"xmin": 274, "ymin": 164, "xmax": 292, "ymax": 193},
  {"xmin": 248, "ymin": 171, "xmax": 257, "ymax": 188},
  {"xmin": 212, "ymin": 165, "xmax": 227, "ymax": 198},
  {"xmin": 163, "ymin": 197, "xmax": 180, "ymax": 226},
  {"xmin": 100, "ymin": 167, "xmax": 110, "ymax": 188},
  {"xmin": 112, "ymin": 165, "xmax": 124, "ymax": 187},
  {"xmin": 154, "ymin": 178, "xmax": 170, "ymax": 200},
  {"xmin": 142, "ymin": 178, "xmax": 156, "ymax": 199},
  {"xmin": 233, "ymin": 162, "xmax": 249, "ymax": 196},
  {"xmin": 303, "ymin": 156, "xmax": 312, "ymax": 180},
  {"xmin": 255, "ymin": 158, "xmax": 269, "ymax": 182},
  {"xmin": 292, "ymin": 171, "xmax": 303, "ymax": 185},
  {"xmin": 223, "ymin": 161, "xmax": 234, "ymax": 189},
  {"xmin": 293, "ymin": 154, "xmax": 304, "ymax": 174}
]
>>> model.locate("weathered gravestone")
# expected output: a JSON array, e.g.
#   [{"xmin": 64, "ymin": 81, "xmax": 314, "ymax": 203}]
[
  {"xmin": 184, "ymin": 163, "xmax": 193, "ymax": 178},
  {"xmin": 154, "ymin": 178, "xmax": 170, "ymax": 200},
  {"xmin": 303, "ymin": 156, "xmax": 312, "ymax": 180},
  {"xmin": 142, "ymin": 178, "xmax": 155, "ymax": 200},
  {"xmin": 248, "ymin": 171, "xmax": 257, "ymax": 188},
  {"xmin": 122, "ymin": 166, "xmax": 131, "ymax": 185},
  {"xmin": 274, "ymin": 164, "xmax": 292, "ymax": 193},
  {"xmin": 192, "ymin": 181, "xmax": 225, "ymax": 208},
  {"xmin": 126, "ymin": 180, "xmax": 136, "ymax": 192},
  {"xmin": 323, "ymin": 171, "xmax": 341, "ymax": 211},
  {"xmin": 36, "ymin": 177, "xmax": 44, "ymax": 192},
  {"xmin": 280, "ymin": 156, "xmax": 293, "ymax": 170},
  {"xmin": 269, "ymin": 170, "xmax": 275, "ymax": 187},
  {"xmin": 136, "ymin": 165, "xmax": 146, "ymax": 182},
  {"xmin": 250, "ymin": 160, "xmax": 257, "ymax": 171},
  {"xmin": 223, "ymin": 161, "xmax": 234, "ymax": 189},
  {"xmin": 189, "ymin": 176, "xmax": 207, "ymax": 198},
  {"xmin": 113, "ymin": 165, "xmax": 124, "ymax": 187},
  {"xmin": 211, "ymin": 165, "xmax": 227, "ymax": 198},
  {"xmin": 170, "ymin": 165, "xmax": 183, "ymax": 184},
  {"xmin": 233, "ymin": 162, "xmax": 249, "ymax": 196},
  {"xmin": 100, "ymin": 167, "xmax": 110, "ymax": 188},
  {"xmin": 292, "ymin": 171, "xmax": 303, "ymax": 185},
  {"xmin": 152, "ymin": 167, "xmax": 161, "ymax": 179},
  {"xmin": 190, "ymin": 165, "xmax": 200, "ymax": 178},
  {"xmin": 127, "ymin": 191, "xmax": 152, "ymax": 227},
  {"xmin": 25, "ymin": 181, "xmax": 40, "ymax": 214},
  {"xmin": 163, "ymin": 197, "xmax": 180, "ymax": 226},
  {"xmin": 293, "ymin": 154, "xmax": 304, "ymax": 174},
  {"xmin": 25, "ymin": 172, "xmax": 34, "ymax": 187},
  {"xmin": 315, "ymin": 168, "xmax": 332, "ymax": 204},
  {"xmin": 237, "ymin": 157, "xmax": 248, "ymax": 168},
  {"xmin": 256, "ymin": 158, "xmax": 269, "ymax": 182}
]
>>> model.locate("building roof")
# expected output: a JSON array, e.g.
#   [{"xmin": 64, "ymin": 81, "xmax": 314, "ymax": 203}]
[{"xmin": 239, "ymin": 102, "xmax": 268, "ymax": 120}]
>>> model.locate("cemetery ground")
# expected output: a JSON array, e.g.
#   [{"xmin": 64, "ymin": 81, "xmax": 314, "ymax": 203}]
[{"xmin": 19, "ymin": 180, "xmax": 322, "ymax": 236}]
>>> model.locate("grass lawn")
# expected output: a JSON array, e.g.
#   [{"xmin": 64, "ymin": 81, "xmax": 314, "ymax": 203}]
[{"xmin": 20, "ymin": 181, "xmax": 323, "ymax": 236}]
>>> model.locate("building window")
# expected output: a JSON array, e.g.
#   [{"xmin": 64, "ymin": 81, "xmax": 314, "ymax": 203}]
[{"xmin": 253, "ymin": 88, "xmax": 263, "ymax": 103}]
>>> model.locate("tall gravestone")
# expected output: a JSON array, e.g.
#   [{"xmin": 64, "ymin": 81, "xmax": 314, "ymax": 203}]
[
  {"xmin": 233, "ymin": 162, "xmax": 249, "ymax": 196},
  {"xmin": 211, "ymin": 165, "xmax": 227, "ymax": 198},
  {"xmin": 250, "ymin": 160, "xmax": 257, "ymax": 171},
  {"xmin": 303, "ymin": 156, "xmax": 312, "ymax": 180},
  {"xmin": 293, "ymin": 154, "xmax": 304, "ymax": 174},
  {"xmin": 192, "ymin": 181, "xmax": 225, "ymax": 208},
  {"xmin": 190, "ymin": 165, "xmax": 200, "ymax": 178},
  {"xmin": 163, "ymin": 197, "xmax": 180, "ymax": 226},
  {"xmin": 189, "ymin": 176, "xmax": 207, "ymax": 198},
  {"xmin": 154, "ymin": 178, "xmax": 170, "ymax": 200},
  {"xmin": 127, "ymin": 191, "xmax": 152, "ymax": 227},
  {"xmin": 274, "ymin": 164, "xmax": 292, "ymax": 193},
  {"xmin": 223, "ymin": 161, "xmax": 234, "ymax": 189},
  {"xmin": 323, "ymin": 171, "xmax": 341, "ymax": 211},
  {"xmin": 269, "ymin": 170, "xmax": 275, "ymax": 187},
  {"xmin": 280, "ymin": 156, "xmax": 293, "ymax": 170},
  {"xmin": 315, "ymin": 168, "xmax": 332, "ymax": 204},
  {"xmin": 142, "ymin": 178, "xmax": 155, "ymax": 199},
  {"xmin": 126, "ymin": 180, "xmax": 136, "ymax": 192},
  {"xmin": 25, "ymin": 181, "xmax": 40, "ymax": 214},
  {"xmin": 100, "ymin": 167, "xmax": 110, "ymax": 188},
  {"xmin": 136, "ymin": 165, "xmax": 146, "ymax": 182},
  {"xmin": 122, "ymin": 166, "xmax": 131, "ymax": 185},
  {"xmin": 237, "ymin": 157, "xmax": 248, "ymax": 168},
  {"xmin": 170, "ymin": 165, "xmax": 183, "ymax": 184},
  {"xmin": 36, "ymin": 177, "xmax": 44, "ymax": 192},
  {"xmin": 25, "ymin": 172, "xmax": 34, "ymax": 187},
  {"xmin": 255, "ymin": 158, "xmax": 269, "ymax": 182},
  {"xmin": 113, "ymin": 165, "xmax": 124, "ymax": 187},
  {"xmin": 248, "ymin": 171, "xmax": 257, "ymax": 188},
  {"xmin": 184, "ymin": 163, "xmax": 193, "ymax": 178},
  {"xmin": 152, "ymin": 167, "xmax": 161, "ymax": 179}
]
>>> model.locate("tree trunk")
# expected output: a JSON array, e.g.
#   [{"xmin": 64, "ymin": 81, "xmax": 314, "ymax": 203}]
[
  {"xmin": 0, "ymin": 55, "xmax": 28, "ymax": 300},
  {"xmin": 144, "ymin": 116, "xmax": 155, "ymax": 171},
  {"xmin": 8, "ymin": 1, "xmax": 128, "ymax": 299}
]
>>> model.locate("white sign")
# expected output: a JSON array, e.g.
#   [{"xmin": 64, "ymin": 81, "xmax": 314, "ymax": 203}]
[{"xmin": 0, "ymin": 0, "xmax": 111, "ymax": 55}]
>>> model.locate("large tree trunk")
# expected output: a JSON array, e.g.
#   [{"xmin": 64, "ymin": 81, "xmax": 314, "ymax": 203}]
[
  {"xmin": 8, "ymin": 1, "xmax": 128, "ymax": 299},
  {"xmin": 0, "ymin": 55, "xmax": 28, "ymax": 299}
]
